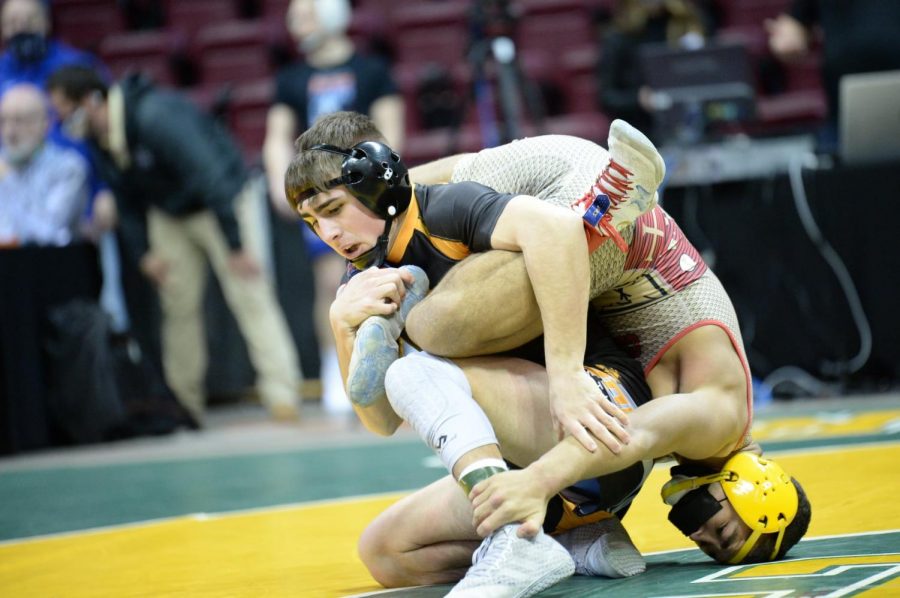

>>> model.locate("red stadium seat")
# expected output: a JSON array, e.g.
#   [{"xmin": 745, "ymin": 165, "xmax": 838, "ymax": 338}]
[
  {"xmin": 99, "ymin": 30, "xmax": 183, "ymax": 86},
  {"xmin": 194, "ymin": 19, "xmax": 275, "ymax": 87},
  {"xmin": 165, "ymin": 0, "xmax": 238, "ymax": 37},
  {"xmin": 389, "ymin": 0, "xmax": 469, "ymax": 28},
  {"xmin": 393, "ymin": 26, "xmax": 469, "ymax": 70},
  {"xmin": 514, "ymin": 11, "xmax": 594, "ymax": 61},
  {"xmin": 755, "ymin": 88, "xmax": 826, "ymax": 131},
  {"xmin": 227, "ymin": 79, "xmax": 275, "ymax": 160},
  {"xmin": 715, "ymin": 0, "xmax": 791, "ymax": 28},
  {"xmin": 260, "ymin": 0, "xmax": 291, "ymax": 19},
  {"xmin": 391, "ymin": 2, "xmax": 469, "ymax": 67},
  {"xmin": 403, "ymin": 124, "xmax": 483, "ymax": 166},
  {"xmin": 52, "ymin": 0, "xmax": 126, "ymax": 52}
]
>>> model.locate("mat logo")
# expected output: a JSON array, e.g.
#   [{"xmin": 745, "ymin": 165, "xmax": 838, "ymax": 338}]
[{"xmin": 652, "ymin": 554, "xmax": 900, "ymax": 597}]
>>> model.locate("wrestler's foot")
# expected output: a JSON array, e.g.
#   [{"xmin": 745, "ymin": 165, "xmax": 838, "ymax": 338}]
[
  {"xmin": 554, "ymin": 516, "xmax": 646, "ymax": 578},
  {"xmin": 446, "ymin": 524, "xmax": 575, "ymax": 597},
  {"xmin": 584, "ymin": 119, "xmax": 666, "ymax": 251},
  {"xmin": 346, "ymin": 266, "xmax": 429, "ymax": 406}
]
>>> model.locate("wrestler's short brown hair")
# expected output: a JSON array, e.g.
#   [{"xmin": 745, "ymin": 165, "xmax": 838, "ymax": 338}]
[{"xmin": 284, "ymin": 111, "xmax": 386, "ymax": 212}]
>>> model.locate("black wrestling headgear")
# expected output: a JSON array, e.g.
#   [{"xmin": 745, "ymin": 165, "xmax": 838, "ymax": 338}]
[
  {"xmin": 311, "ymin": 140, "xmax": 411, "ymax": 219},
  {"xmin": 309, "ymin": 141, "xmax": 411, "ymax": 269}
]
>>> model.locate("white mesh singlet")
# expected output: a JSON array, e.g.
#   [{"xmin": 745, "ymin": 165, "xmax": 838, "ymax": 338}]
[
  {"xmin": 451, "ymin": 135, "xmax": 630, "ymax": 297},
  {"xmin": 599, "ymin": 271, "xmax": 747, "ymax": 372},
  {"xmin": 452, "ymin": 135, "xmax": 749, "ymax": 380}
]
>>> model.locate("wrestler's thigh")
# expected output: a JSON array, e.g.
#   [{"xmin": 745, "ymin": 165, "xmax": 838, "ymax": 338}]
[
  {"xmin": 457, "ymin": 356, "xmax": 557, "ymax": 466},
  {"xmin": 406, "ymin": 251, "xmax": 542, "ymax": 357}
]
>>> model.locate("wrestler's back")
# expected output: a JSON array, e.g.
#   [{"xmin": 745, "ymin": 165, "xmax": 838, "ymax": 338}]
[{"xmin": 451, "ymin": 135, "xmax": 609, "ymax": 209}]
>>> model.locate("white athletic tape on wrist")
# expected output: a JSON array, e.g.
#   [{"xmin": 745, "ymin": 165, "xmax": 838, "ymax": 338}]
[
  {"xmin": 384, "ymin": 352, "xmax": 499, "ymax": 473},
  {"xmin": 458, "ymin": 458, "xmax": 509, "ymax": 495}
]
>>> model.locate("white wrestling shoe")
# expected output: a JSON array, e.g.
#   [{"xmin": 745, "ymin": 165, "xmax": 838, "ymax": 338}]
[
  {"xmin": 446, "ymin": 525, "xmax": 575, "ymax": 598},
  {"xmin": 576, "ymin": 119, "xmax": 666, "ymax": 252},
  {"xmin": 346, "ymin": 265, "xmax": 429, "ymax": 406},
  {"xmin": 554, "ymin": 516, "xmax": 646, "ymax": 578}
]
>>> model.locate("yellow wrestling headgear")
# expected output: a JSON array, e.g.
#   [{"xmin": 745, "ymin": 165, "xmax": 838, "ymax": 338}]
[{"xmin": 660, "ymin": 453, "xmax": 798, "ymax": 564}]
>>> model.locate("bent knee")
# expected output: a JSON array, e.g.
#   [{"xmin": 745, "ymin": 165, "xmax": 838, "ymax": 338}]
[{"xmin": 358, "ymin": 522, "xmax": 408, "ymax": 588}]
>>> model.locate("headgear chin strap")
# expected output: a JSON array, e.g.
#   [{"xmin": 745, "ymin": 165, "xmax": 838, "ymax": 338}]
[
  {"xmin": 350, "ymin": 226, "xmax": 391, "ymax": 270},
  {"xmin": 661, "ymin": 453, "xmax": 799, "ymax": 564}
]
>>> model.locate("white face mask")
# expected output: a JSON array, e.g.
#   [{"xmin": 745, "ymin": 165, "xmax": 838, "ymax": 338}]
[
  {"xmin": 296, "ymin": 0, "xmax": 351, "ymax": 53},
  {"xmin": 61, "ymin": 106, "xmax": 88, "ymax": 140}
]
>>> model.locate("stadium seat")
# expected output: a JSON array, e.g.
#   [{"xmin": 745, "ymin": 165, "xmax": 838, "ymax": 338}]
[
  {"xmin": 194, "ymin": 19, "xmax": 275, "ymax": 87},
  {"xmin": 403, "ymin": 123, "xmax": 483, "ymax": 166},
  {"xmin": 391, "ymin": 2, "xmax": 469, "ymax": 68},
  {"xmin": 715, "ymin": 0, "xmax": 790, "ymax": 28},
  {"xmin": 99, "ymin": 29, "xmax": 183, "ymax": 86},
  {"xmin": 165, "ymin": 0, "xmax": 239, "ymax": 37},
  {"xmin": 260, "ymin": 0, "xmax": 291, "ymax": 19},
  {"xmin": 227, "ymin": 78, "xmax": 275, "ymax": 164},
  {"xmin": 52, "ymin": 0, "xmax": 126, "ymax": 52},
  {"xmin": 514, "ymin": 11, "xmax": 595, "ymax": 60},
  {"xmin": 755, "ymin": 88, "xmax": 827, "ymax": 131}
]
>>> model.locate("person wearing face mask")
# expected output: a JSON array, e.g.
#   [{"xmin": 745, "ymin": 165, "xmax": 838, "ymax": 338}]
[
  {"xmin": 45, "ymin": 65, "xmax": 302, "ymax": 425},
  {"xmin": 0, "ymin": 0, "xmax": 103, "ymax": 95},
  {"xmin": 1, "ymin": 0, "xmax": 107, "ymax": 201},
  {"xmin": 263, "ymin": 0, "xmax": 404, "ymax": 411},
  {"xmin": 0, "ymin": 81, "xmax": 88, "ymax": 246}
]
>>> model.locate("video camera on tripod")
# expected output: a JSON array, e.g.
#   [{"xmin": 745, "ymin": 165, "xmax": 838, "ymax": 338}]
[{"xmin": 460, "ymin": 0, "xmax": 544, "ymax": 147}]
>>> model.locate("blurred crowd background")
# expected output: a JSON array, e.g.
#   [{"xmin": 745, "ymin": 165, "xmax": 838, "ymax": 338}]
[{"xmin": 2, "ymin": 0, "xmax": 899, "ymax": 455}]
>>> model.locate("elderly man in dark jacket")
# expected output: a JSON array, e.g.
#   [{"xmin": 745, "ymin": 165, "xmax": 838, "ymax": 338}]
[{"xmin": 46, "ymin": 66, "xmax": 301, "ymax": 423}]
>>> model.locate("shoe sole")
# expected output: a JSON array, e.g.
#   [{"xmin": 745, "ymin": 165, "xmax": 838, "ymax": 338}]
[
  {"xmin": 516, "ymin": 557, "xmax": 575, "ymax": 597},
  {"xmin": 609, "ymin": 119, "xmax": 666, "ymax": 183},
  {"xmin": 346, "ymin": 319, "xmax": 397, "ymax": 406},
  {"xmin": 346, "ymin": 266, "xmax": 430, "ymax": 406}
]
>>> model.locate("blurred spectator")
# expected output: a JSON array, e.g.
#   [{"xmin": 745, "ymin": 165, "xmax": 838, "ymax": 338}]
[
  {"xmin": 262, "ymin": 0, "xmax": 404, "ymax": 410},
  {"xmin": 597, "ymin": 0, "xmax": 710, "ymax": 140},
  {"xmin": 765, "ymin": 0, "xmax": 900, "ymax": 146},
  {"xmin": 0, "ymin": 0, "xmax": 103, "ymax": 95},
  {"xmin": 0, "ymin": 82, "xmax": 88, "ymax": 246},
  {"xmin": 46, "ymin": 66, "xmax": 302, "ymax": 424},
  {"xmin": 1, "ymin": 0, "xmax": 108, "ymax": 203},
  {"xmin": 1, "ymin": 0, "xmax": 116, "ymax": 302}
]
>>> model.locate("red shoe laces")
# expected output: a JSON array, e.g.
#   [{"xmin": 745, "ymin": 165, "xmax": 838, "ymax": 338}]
[{"xmin": 596, "ymin": 159, "xmax": 633, "ymax": 206}]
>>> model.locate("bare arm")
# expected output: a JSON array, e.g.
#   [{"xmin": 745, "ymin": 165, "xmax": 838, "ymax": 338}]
[
  {"xmin": 370, "ymin": 94, "xmax": 405, "ymax": 151},
  {"xmin": 490, "ymin": 196, "xmax": 629, "ymax": 454},
  {"xmin": 262, "ymin": 103, "xmax": 299, "ymax": 220},
  {"xmin": 409, "ymin": 154, "xmax": 470, "ymax": 184},
  {"xmin": 328, "ymin": 267, "xmax": 414, "ymax": 435},
  {"xmin": 470, "ymin": 388, "xmax": 748, "ymax": 537}
]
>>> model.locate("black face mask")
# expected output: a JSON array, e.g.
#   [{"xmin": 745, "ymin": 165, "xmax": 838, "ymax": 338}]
[
  {"xmin": 668, "ymin": 486, "xmax": 723, "ymax": 536},
  {"xmin": 8, "ymin": 32, "xmax": 48, "ymax": 65},
  {"xmin": 350, "ymin": 220, "xmax": 391, "ymax": 270}
]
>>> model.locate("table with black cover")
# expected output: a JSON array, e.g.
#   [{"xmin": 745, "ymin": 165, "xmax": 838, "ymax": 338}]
[
  {"xmin": 0, "ymin": 243, "xmax": 101, "ymax": 454},
  {"xmin": 662, "ymin": 156, "xmax": 900, "ymax": 389}
]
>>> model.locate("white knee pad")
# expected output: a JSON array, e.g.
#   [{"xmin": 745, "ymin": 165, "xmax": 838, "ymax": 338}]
[{"xmin": 384, "ymin": 352, "xmax": 499, "ymax": 473}]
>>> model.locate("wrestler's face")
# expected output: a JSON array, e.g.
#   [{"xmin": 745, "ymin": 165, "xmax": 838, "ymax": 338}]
[
  {"xmin": 687, "ymin": 482, "xmax": 753, "ymax": 563},
  {"xmin": 298, "ymin": 187, "xmax": 385, "ymax": 261}
]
